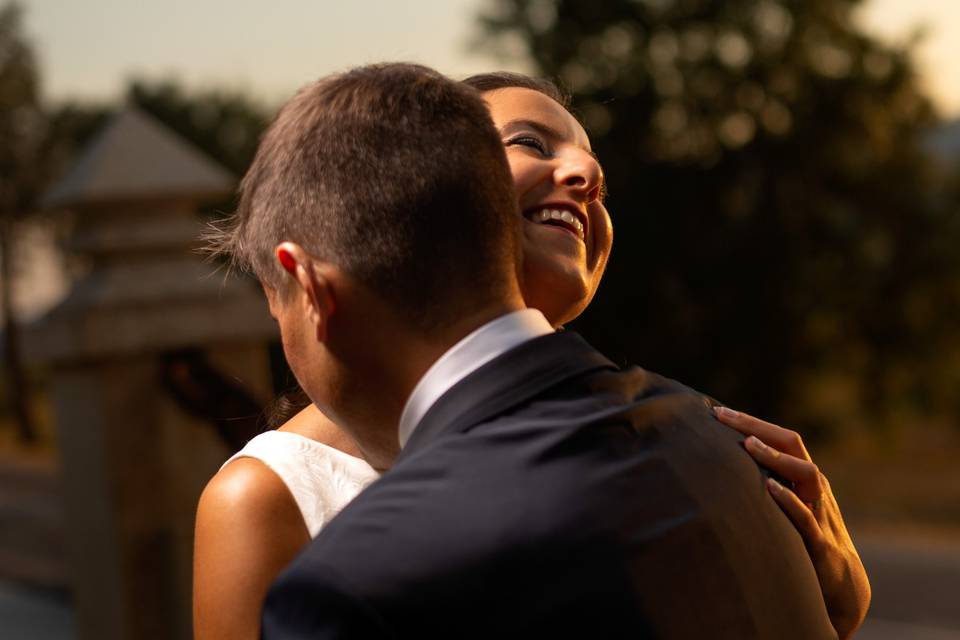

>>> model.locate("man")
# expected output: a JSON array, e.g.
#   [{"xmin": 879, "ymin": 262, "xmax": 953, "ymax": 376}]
[{"xmin": 214, "ymin": 63, "xmax": 835, "ymax": 638}]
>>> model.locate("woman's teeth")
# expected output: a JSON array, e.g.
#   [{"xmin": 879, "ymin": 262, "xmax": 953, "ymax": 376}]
[{"xmin": 531, "ymin": 208, "xmax": 584, "ymax": 239}]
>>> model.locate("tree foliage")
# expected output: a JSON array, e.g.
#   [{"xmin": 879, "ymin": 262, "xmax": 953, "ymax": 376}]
[
  {"xmin": 479, "ymin": 0, "xmax": 960, "ymax": 436},
  {"xmin": 0, "ymin": 1, "xmax": 43, "ymax": 214},
  {"xmin": 0, "ymin": 1, "xmax": 45, "ymax": 441}
]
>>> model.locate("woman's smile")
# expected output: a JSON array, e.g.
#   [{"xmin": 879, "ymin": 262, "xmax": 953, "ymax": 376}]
[
  {"xmin": 524, "ymin": 203, "xmax": 587, "ymax": 240},
  {"xmin": 483, "ymin": 86, "xmax": 613, "ymax": 326}
]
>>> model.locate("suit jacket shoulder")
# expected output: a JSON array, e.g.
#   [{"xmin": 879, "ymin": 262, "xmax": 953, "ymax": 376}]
[{"xmin": 264, "ymin": 332, "xmax": 836, "ymax": 639}]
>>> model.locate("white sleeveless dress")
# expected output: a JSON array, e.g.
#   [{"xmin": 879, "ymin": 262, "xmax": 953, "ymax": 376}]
[{"xmin": 222, "ymin": 430, "xmax": 380, "ymax": 537}]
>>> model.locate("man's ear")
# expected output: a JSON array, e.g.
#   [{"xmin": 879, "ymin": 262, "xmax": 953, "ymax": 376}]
[{"xmin": 275, "ymin": 242, "xmax": 337, "ymax": 343}]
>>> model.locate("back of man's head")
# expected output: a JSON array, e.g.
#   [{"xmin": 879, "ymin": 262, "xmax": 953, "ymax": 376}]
[{"xmin": 212, "ymin": 63, "xmax": 521, "ymax": 331}]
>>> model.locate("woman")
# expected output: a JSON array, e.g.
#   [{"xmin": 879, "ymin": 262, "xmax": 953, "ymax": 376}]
[{"xmin": 194, "ymin": 72, "xmax": 869, "ymax": 639}]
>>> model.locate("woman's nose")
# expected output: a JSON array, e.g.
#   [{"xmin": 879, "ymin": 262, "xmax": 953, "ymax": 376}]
[{"xmin": 554, "ymin": 151, "xmax": 603, "ymax": 203}]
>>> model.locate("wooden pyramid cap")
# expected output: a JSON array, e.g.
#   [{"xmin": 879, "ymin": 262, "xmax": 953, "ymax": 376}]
[{"xmin": 43, "ymin": 106, "xmax": 236, "ymax": 209}]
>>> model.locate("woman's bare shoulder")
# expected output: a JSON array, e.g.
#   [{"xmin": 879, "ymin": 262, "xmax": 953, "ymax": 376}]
[
  {"xmin": 194, "ymin": 458, "xmax": 310, "ymax": 640},
  {"xmin": 197, "ymin": 457, "xmax": 305, "ymax": 532}
]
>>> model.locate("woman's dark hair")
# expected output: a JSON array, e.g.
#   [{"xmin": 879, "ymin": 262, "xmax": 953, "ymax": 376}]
[
  {"xmin": 266, "ymin": 386, "xmax": 313, "ymax": 429},
  {"xmin": 461, "ymin": 72, "xmax": 571, "ymax": 109}
]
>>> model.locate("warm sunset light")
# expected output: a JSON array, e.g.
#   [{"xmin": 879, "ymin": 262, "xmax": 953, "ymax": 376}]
[{"xmin": 3, "ymin": 3, "xmax": 958, "ymax": 639}]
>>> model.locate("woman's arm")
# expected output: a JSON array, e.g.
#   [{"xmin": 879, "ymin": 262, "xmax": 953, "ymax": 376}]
[
  {"xmin": 713, "ymin": 407, "xmax": 871, "ymax": 640},
  {"xmin": 193, "ymin": 458, "xmax": 311, "ymax": 640}
]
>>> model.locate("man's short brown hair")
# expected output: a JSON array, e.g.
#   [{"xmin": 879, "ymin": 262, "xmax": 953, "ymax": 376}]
[{"xmin": 209, "ymin": 63, "xmax": 520, "ymax": 330}]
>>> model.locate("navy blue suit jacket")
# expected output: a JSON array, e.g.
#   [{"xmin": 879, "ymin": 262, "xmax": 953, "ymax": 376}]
[{"xmin": 263, "ymin": 332, "xmax": 835, "ymax": 639}]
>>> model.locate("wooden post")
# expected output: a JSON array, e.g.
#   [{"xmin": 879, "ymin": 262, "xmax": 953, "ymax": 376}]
[{"xmin": 30, "ymin": 108, "xmax": 278, "ymax": 639}]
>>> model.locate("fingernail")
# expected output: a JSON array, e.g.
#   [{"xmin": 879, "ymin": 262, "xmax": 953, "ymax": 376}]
[
  {"xmin": 767, "ymin": 477, "xmax": 783, "ymax": 493},
  {"xmin": 747, "ymin": 436, "xmax": 780, "ymax": 458},
  {"xmin": 713, "ymin": 406, "xmax": 739, "ymax": 419}
]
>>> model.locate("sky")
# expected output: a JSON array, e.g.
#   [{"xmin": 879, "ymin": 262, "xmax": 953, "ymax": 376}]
[
  {"xmin": 19, "ymin": 0, "xmax": 960, "ymax": 117},
  {"xmin": 21, "ymin": 0, "xmax": 519, "ymax": 105},
  {"xmin": 856, "ymin": 0, "xmax": 960, "ymax": 117}
]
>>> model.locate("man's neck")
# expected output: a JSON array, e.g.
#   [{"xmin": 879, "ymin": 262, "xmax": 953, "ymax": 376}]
[{"xmin": 331, "ymin": 300, "xmax": 526, "ymax": 471}]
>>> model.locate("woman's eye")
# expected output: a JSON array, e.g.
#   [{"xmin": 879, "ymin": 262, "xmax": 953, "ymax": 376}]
[{"xmin": 506, "ymin": 135, "xmax": 548, "ymax": 155}]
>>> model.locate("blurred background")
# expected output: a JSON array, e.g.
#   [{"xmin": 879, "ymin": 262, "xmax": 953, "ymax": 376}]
[{"xmin": 1, "ymin": 0, "xmax": 958, "ymax": 638}]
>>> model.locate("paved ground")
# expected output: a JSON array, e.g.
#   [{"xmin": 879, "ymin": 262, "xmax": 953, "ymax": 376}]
[
  {"xmin": 855, "ymin": 529, "xmax": 960, "ymax": 639},
  {"xmin": 0, "ymin": 582, "xmax": 73, "ymax": 640},
  {"xmin": 859, "ymin": 618, "xmax": 960, "ymax": 640}
]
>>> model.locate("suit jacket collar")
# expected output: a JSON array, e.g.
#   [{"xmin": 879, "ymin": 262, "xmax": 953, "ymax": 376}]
[
  {"xmin": 399, "ymin": 331, "xmax": 617, "ymax": 460},
  {"xmin": 398, "ymin": 310, "xmax": 554, "ymax": 448}
]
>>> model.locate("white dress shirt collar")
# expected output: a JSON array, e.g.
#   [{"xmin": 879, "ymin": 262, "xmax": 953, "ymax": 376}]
[{"xmin": 397, "ymin": 309, "xmax": 554, "ymax": 448}]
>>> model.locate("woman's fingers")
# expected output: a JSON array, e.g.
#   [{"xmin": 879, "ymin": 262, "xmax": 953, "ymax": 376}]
[
  {"xmin": 766, "ymin": 477, "xmax": 824, "ymax": 547},
  {"xmin": 715, "ymin": 407, "xmax": 823, "ymax": 503},
  {"xmin": 744, "ymin": 436, "xmax": 823, "ymax": 504},
  {"xmin": 713, "ymin": 406, "xmax": 871, "ymax": 638},
  {"xmin": 713, "ymin": 406, "xmax": 810, "ymax": 460}
]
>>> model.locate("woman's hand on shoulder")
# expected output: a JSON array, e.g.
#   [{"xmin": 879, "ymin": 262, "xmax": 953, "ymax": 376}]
[
  {"xmin": 712, "ymin": 406, "xmax": 870, "ymax": 640},
  {"xmin": 194, "ymin": 457, "xmax": 310, "ymax": 640}
]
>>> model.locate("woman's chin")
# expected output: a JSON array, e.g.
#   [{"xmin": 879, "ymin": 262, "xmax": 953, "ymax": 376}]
[{"xmin": 520, "ymin": 264, "xmax": 592, "ymax": 327}]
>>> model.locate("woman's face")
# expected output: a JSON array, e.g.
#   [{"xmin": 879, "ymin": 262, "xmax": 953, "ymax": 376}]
[{"xmin": 483, "ymin": 87, "xmax": 613, "ymax": 327}]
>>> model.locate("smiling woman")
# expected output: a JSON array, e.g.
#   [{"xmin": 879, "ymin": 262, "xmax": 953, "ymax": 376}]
[{"xmin": 480, "ymin": 82, "xmax": 613, "ymax": 327}]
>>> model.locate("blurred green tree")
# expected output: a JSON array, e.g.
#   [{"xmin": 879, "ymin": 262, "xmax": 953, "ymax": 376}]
[
  {"xmin": 478, "ymin": 0, "xmax": 960, "ymax": 436},
  {"xmin": 0, "ymin": 1, "xmax": 45, "ymax": 442},
  {"xmin": 0, "ymin": 2, "xmax": 109, "ymax": 443}
]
